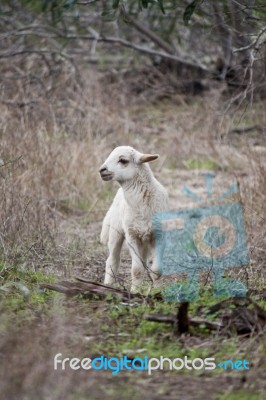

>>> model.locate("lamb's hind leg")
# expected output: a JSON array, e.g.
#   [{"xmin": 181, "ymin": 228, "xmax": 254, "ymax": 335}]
[
  {"xmin": 104, "ymin": 229, "xmax": 124, "ymax": 285},
  {"xmin": 150, "ymin": 256, "xmax": 161, "ymax": 282}
]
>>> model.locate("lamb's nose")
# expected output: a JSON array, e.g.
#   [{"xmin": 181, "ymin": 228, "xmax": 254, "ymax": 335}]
[{"xmin": 99, "ymin": 166, "xmax": 107, "ymax": 173}]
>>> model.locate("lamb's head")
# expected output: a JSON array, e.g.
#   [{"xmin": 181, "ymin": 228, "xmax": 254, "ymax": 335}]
[{"xmin": 99, "ymin": 146, "xmax": 159, "ymax": 182}]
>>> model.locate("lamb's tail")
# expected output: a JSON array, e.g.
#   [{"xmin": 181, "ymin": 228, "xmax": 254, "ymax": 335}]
[{"xmin": 100, "ymin": 215, "xmax": 110, "ymax": 245}]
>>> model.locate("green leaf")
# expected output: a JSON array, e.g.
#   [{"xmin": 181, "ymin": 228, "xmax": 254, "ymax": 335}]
[
  {"xmin": 183, "ymin": 0, "xmax": 200, "ymax": 26},
  {"xmin": 142, "ymin": 0, "xmax": 149, "ymax": 8},
  {"xmin": 112, "ymin": 0, "xmax": 120, "ymax": 9},
  {"xmin": 157, "ymin": 0, "xmax": 165, "ymax": 14},
  {"xmin": 63, "ymin": 0, "xmax": 77, "ymax": 10},
  {"xmin": 101, "ymin": 8, "xmax": 118, "ymax": 21}
]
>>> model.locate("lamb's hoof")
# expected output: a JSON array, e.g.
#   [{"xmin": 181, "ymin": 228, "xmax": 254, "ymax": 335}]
[
  {"xmin": 152, "ymin": 272, "xmax": 161, "ymax": 282},
  {"xmin": 130, "ymin": 286, "xmax": 139, "ymax": 294},
  {"xmin": 104, "ymin": 281, "xmax": 123, "ymax": 290},
  {"xmin": 130, "ymin": 284, "xmax": 146, "ymax": 294},
  {"xmin": 104, "ymin": 280, "xmax": 114, "ymax": 286},
  {"xmin": 130, "ymin": 283, "xmax": 152, "ymax": 295}
]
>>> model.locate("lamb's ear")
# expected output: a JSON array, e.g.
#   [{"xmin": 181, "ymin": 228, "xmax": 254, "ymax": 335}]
[{"xmin": 138, "ymin": 154, "xmax": 159, "ymax": 164}]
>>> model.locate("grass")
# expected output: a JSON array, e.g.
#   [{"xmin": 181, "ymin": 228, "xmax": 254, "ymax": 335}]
[{"xmin": 0, "ymin": 267, "xmax": 57, "ymax": 319}]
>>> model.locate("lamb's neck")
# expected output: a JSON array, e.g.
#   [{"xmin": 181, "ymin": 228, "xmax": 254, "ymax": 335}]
[{"xmin": 120, "ymin": 166, "xmax": 157, "ymax": 210}]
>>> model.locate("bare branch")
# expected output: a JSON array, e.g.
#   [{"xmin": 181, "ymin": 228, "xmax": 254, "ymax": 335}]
[
  {"xmin": 212, "ymin": 2, "xmax": 233, "ymax": 80},
  {"xmin": 120, "ymin": 4, "xmax": 174, "ymax": 55},
  {"xmin": 77, "ymin": 1, "xmax": 98, "ymax": 4},
  {"xmin": 0, "ymin": 25, "xmax": 210, "ymax": 73},
  {"xmin": 234, "ymin": 26, "xmax": 266, "ymax": 53},
  {"xmin": 0, "ymin": 155, "xmax": 23, "ymax": 169}
]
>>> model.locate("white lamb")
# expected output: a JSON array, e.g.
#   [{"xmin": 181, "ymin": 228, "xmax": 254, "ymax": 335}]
[{"xmin": 99, "ymin": 146, "xmax": 169, "ymax": 292}]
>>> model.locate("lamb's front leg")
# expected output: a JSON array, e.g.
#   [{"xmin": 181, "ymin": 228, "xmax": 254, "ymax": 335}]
[{"xmin": 104, "ymin": 230, "xmax": 124, "ymax": 285}]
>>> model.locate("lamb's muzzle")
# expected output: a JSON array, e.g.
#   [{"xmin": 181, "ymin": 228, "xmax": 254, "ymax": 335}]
[
  {"xmin": 99, "ymin": 165, "xmax": 113, "ymax": 181},
  {"xmin": 99, "ymin": 145, "xmax": 169, "ymax": 292}
]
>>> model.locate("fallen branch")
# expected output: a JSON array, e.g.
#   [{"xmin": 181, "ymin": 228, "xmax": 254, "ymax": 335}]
[
  {"xmin": 41, "ymin": 279, "xmax": 143, "ymax": 301},
  {"xmin": 41, "ymin": 277, "xmax": 163, "ymax": 302},
  {"xmin": 229, "ymin": 125, "xmax": 265, "ymax": 134},
  {"xmin": 0, "ymin": 99, "xmax": 38, "ymax": 108},
  {"xmin": 144, "ymin": 313, "xmax": 223, "ymax": 331},
  {"xmin": 144, "ymin": 314, "xmax": 176, "ymax": 324}
]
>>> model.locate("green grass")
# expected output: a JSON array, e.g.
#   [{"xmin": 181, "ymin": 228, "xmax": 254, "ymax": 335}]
[
  {"xmin": 0, "ymin": 263, "xmax": 57, "ymax": 327},
  {"xmin": 79, "ymin": 285, "xmax": 266, "ymax": 376},
  {"xmin": 217, "ymin": 391, "xmax": 265, "ymax": 400},
  {"xmin": 1, "ymin": 261, "xmax": 265, "ymax": 381},
  {"xmin": 184, "ymin": 158, "xmax": 219, "ymax": 171}
]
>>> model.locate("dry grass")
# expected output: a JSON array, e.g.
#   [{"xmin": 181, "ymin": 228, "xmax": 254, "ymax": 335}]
[
  {"xmin": 0, "ymin": 65, "xmax": 125, "ymax": 269},
  {"xmin": 0, "ymin": 57, "xmax": 265, "ymax": 400},
  {"xmin": 0, "ymin": 62, "xmax": 265, "ymax": 282}
]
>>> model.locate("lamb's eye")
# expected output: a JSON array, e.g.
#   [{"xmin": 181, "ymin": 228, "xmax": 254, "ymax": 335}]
[{"xmin": 119, "ymin": 159, "xmax": 129, "ymax": 165}]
